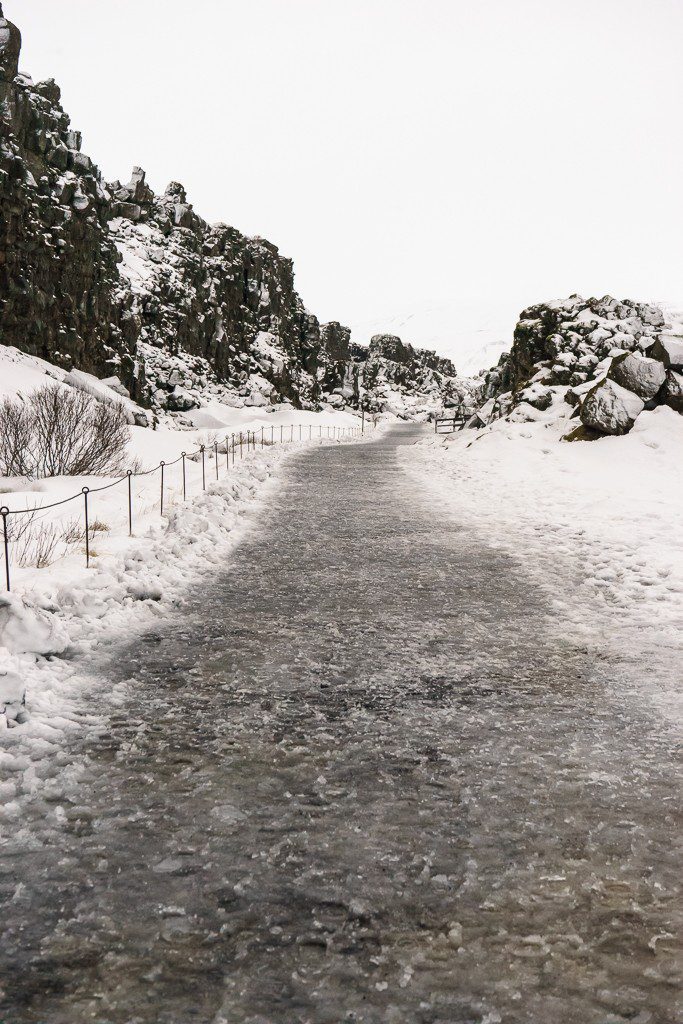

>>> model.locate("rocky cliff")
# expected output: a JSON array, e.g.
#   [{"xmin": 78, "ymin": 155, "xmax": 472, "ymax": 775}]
[
  {"xmin": 0, "ymin": 8, "xmax": 461, "ymax": 420},
  {"xmin": 0, "ymin": 8, "xmax": 139, "ymax": 392}
]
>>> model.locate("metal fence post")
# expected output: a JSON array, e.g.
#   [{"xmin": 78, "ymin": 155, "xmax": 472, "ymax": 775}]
[
  {"xmin": 1, "ymin": 507, "xmax": 10, "ymax": 592},
  {"xmin": 280, "ymin": 424, "xmax": 283, "ymax": 444},
  {"xmin": 290, "ymin": 424, "xmax": 293, "ymax": 443},
  {"xmin": 201, "ymin": 446, "xmax": 206, "ymax": 490},
  {"xmin": 239, "ymin": 432, "xmax": 243, "ymax": 458},
  {"xmin": 309, "ymin": 424, "xmax": 312, "ymax": 440},
  {"xmin": 271, "ymin": 425, "xmax": 274, "ymax": 444},
  {"xmin": 127, "ymin": 470, "xmax": 133, "ymax": 535},
  {"xmin": 215, "ymin": 440, "xmax": 219, "ymax": 479},
  {"xmin": 231, "ymin": 434, "xmax": 236, "ymax": 465},
  {"xmin": 160, "ymin": 461, "xmax": 165, "ymax": 515},
  {"xmin": 82, "ymin": 487, "xmax": 90, "ymax": 568},
  {"xmin": 182, "ymin": 453, "xmax": 187, "ymax": 500},
  {"xmin": 226, "ymin": 439, "xmax": 230, "ymax": 472},
  {"xmin": 261, "ymin": 426, "xmax": 265, "ymax": 448},
  {"xmin": 299, "ymin": 424, "xmax": 302, "ymax": 441}
]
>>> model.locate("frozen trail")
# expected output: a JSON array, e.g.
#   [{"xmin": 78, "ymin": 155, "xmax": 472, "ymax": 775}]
[{"xmin": 1, "ymin": 425, "xmax": 680, "ymax": 1024}]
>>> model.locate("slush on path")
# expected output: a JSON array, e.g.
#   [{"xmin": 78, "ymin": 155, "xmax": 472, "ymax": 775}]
[{"xmin": 1, "ymin": 426, "xmax": 679, "ymax": 1024}]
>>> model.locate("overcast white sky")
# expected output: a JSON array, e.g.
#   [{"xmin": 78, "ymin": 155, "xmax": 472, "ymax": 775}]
[{"xmin": 11, "ymin": 0, "xmax": 683, "ymax": 366}]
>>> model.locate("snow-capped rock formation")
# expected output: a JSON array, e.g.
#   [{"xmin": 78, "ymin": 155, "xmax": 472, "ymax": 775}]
[
  {"xmin": 0, "ymin": 9, "xmax": 461, "ymax": 420},
  {"xmin": 473, "ymin": 294, "xmax": 683, "ymax": 438},
  {"xmin": 361, "ymin": 334, "xmax": 468, "ymax": 418}
]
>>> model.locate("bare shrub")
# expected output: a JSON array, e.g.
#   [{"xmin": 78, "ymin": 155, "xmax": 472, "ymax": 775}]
[
  {"xmin": 12, "ymin": 519, "xmax": 60, "ymax": 569},
  {"xmin": 199, "ymin": 431, "xmax": 219, "ymax": 449},
  {"xmin": 5, "ymin": 509, "xmax": 113, "ymax": 569},
  {"xmin": 5, "ymin": 507, "xmax": 40, "ymax": 545},
  {"xmin": 59, "ymin": 516, "xmax": 84, "ymax": 545},
  {"xmin": 0, "ymin": 385, "xmax": 130, "ymax": 479},
  {"xmin": 0, "ymin": 396, "xmax": 32, "ymax": 476}
]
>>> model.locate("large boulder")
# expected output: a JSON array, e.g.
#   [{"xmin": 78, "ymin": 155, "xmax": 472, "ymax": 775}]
[
  {"xmin": 607, "ymin": 351, "xmax": 666, "ymax": 401},
  {"xmin": 166, "ymin": 387, "xmax": 199, "ymax": 412},
  {"xmin": 650, "ymin": 334, "xmax": 683, "ymax": 371},
  {"xmin": 580, "ymin": 378, "xmax": 644, "ymax": 436},
  {"xmin": 661, "ymin": 370, "xmax": 683, "ymax": 414},
  {"xmin": 518, "ymin": 382, "xmax": 553, "ymax": 410},
  {"xmin": 368, "ymin": 334, "xmax": 415, "ymax": 365}
]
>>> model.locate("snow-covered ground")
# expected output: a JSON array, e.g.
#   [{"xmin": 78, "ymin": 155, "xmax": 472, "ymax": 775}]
[
  {"xmin": 401, "ymin": 405, "xmax": 683, "ymax": 723},
  {"xmin": 0, "ymin": 346, "xmax": 378, "ymax": 751}
]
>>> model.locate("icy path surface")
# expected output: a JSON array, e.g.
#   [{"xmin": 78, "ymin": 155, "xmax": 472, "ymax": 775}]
[{"xmin": 1, "ymin": 426, "xmax": 680, "ymax": 1024}]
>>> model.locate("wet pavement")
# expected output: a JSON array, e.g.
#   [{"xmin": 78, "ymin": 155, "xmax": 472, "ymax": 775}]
[{"xmin": 0, "ymin": 425, "xmax": 680, "ymax": 1023}]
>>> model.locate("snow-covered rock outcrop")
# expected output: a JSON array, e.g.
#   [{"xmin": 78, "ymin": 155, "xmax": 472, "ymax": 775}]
[{"xmin": 472, "ymin": 294, "xmax": 683, "ymax": 438}]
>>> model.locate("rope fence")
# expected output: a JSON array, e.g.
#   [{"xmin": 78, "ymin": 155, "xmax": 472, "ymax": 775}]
[{"xmin": 1, "ymin": 421, "xmax": 367, "ymax": 592}]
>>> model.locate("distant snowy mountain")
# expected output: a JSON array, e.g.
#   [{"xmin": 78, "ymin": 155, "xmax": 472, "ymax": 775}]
[{"xmin": 349, "ymin": 298, "xmax": 524, "ymax": 378}]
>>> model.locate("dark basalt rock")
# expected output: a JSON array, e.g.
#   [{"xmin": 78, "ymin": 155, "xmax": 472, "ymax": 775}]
[
  {"xmin": 0, "ymin": 9, "xmax": 140, "ymax": 393},
  {"xmin": 0, "ymin": 5, "xmax": 21, "ymax": 82},
  {"xmin": 369, "ymin": 334, "xmax": 413, "ymax": 365},
  {"xmin": 321, "ymin": 322, "xmax": 351, "ymax": 362},
  {"xmin": 661, "ymin": 369, "xmax": 683, "ymax": 413},
  {"xmin": 579, "ymin": 377, "xmax": 644, "ymax": 436},
  {"xmin": 650, "ymin": 335, "xmax": 683, "ymax": 371},
  {"xmin": 607, "ymin": 351, "xmax": 666, "ymax": 401}
]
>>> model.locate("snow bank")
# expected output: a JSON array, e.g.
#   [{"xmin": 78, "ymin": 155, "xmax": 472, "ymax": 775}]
[
  {"xmin": 401, "ymin": 406, "xmax": 683, "ymax": 722},
  {"xmin": 0, "ymin": 449, "xmax": 276, "ymax": 723}
]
